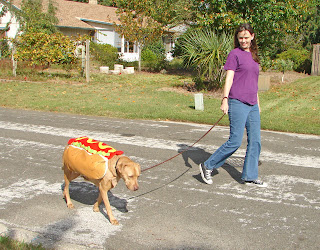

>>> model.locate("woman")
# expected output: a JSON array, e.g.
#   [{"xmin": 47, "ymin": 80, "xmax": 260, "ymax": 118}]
[{"xmin": 199, "ymin": 23, "xmax": 267, "ymax": 187}]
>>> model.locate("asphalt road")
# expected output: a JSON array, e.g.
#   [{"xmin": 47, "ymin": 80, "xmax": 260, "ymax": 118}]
[{"xmin": 0, "ymin": 107, "xmax": 319, "ymax": 250}]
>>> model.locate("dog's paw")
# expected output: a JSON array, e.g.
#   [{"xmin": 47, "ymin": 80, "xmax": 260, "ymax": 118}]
[
  {"xmin": 93, "ymin": 205, "xmax": 100, "ymax": 212},
  {"xmin": 67, "ymin": 203, "xmax": 75, "ymax": 209},
  {"xmin": 110, "ymin": 219, "xmax": 119, "ymax": 225}
]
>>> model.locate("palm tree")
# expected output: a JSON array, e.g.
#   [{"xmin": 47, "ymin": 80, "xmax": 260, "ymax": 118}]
[{"xmin": 179, "ymin": 27, "xmax": 232, "ymax": 90}]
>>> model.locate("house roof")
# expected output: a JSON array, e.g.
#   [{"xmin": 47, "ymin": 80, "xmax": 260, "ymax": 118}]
[{"xmin": 2, "ymin": 0, "xmax": 120, "ymax": 30}]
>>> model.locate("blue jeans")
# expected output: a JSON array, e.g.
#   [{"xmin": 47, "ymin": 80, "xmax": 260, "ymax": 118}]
[{"xmin": 204, "ymin": 98, "xmax": 261, "ymax": 181}]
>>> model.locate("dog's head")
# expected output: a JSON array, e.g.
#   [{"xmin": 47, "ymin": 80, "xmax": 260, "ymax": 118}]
[{"xmin": 115, "ymin": 156, "xmax": 141, "ymax": 191}]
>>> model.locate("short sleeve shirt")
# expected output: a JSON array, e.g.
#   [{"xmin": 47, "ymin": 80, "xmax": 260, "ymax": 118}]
[{"xmin": 224, "ymin": 47, "xmax": 259, "ymax": 105}]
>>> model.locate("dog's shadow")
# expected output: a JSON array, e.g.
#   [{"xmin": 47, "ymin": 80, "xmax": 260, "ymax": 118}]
[
  {"xmin": 61, "ymin": 182, "xmax": 128, "ymax": 213},
  {"xmin": 178, "ymin": 144, "xmax": 245, "ymax": 184}
]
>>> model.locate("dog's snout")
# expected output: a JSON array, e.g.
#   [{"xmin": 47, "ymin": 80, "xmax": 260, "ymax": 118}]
[{"xmin": 128, "ymin": 183, "xmax": 139, "ymax": 191}]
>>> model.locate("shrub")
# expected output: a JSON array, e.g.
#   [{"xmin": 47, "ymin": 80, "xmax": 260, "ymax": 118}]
[
  {"xmin": 90, "ymin": 42, "xmax": 119, "ymax": 68},
  {"xmin": 167, "ymin": 58, "xmax": 185, "ymax": 71},
  {"xmin": 141, "ymin": 39, "xmax": 168, "ymax": 72},
  {"xmin": 0, "ymin": 39, "xmax": 11, "ymax": 58},
  {"xmin": 15, "ymin": 32, "xmax": 78, "ymax": 70},
  {"xmin": 119, "ymin": 60, "xmax": 139, "ymax": 69},
  {"xmin": 273, "ymin": 59, "xmax": 294, "ymax": 82},
  {"xmin": 259, "ymin": 55, "xmax": 272, "ymax": 72},
  {"xmin": 178, "ymin": 27, "xmax": 233, "ymax": 90},
  {"xmin": 276, "ymin": 48, "xmax": 311, "ymax": 74}
]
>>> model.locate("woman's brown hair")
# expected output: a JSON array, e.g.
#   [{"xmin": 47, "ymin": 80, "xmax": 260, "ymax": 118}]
[{"xmin": 234, "ymin": 23, "xmax": 260, "ymax": 63}]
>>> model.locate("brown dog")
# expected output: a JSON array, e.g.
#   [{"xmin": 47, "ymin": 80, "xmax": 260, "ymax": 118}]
[{"xmin": 62, "ymin": 143, "xmax": 141, "ymax": 225}]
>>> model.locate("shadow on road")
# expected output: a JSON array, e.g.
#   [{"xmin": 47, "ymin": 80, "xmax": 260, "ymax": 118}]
[
  {"xmin": 60, "ymin": 182, "xmax": 128, "ymax": 213},
  {"xmin": 178, "ymin": 144, "xmax": 247, "ymax": 184}
]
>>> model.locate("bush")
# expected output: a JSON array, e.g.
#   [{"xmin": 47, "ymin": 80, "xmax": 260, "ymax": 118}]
[
  {"xmin": 141, "ymin": 39, "xmax": 168, "ymax": 72},
  {"xmin": 0, "ymin": 39, "xmax": 11, "ymax": 58},
  {"xmin": 259, "ymin": 55, "xmax": 272, "ymax": 72},
  {"xmin": 178, "ymin": 27, "xmax": 233, "ymax": 90},
  {"xmin": 276, "ymin": 48, "xmax": 311, "ymax": 74},
  {"xmin": 90, "ymin": 42, "xmax": 119, "ymax": 68},
  {"xmin": 141, "ymin": 49, "xmax": 163, "ymax": 71},
  {"xmin": 119, "ymin": 60, "xmax": 139, "ymax": 69},
  {"xmin": 15, "ymin": 32, "xmax": 78, "ymax": 70},
  {"xmin": 167, "ymin": 58, "xmax": 185, "ymax": 71},
  {"xmin": 273, "ymin": 59, "xmax": 294, "ymax": 82}
]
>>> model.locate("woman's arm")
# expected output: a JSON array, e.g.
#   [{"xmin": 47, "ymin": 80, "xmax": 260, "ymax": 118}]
[{"xmin": 221, "ymin": 70, "xmax": 235, "ymax": 114}]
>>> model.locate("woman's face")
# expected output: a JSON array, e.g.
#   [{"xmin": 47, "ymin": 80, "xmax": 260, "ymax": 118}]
[{"xmin": 237, "ymin": 30, "xmax": 254, "ymax": 51}]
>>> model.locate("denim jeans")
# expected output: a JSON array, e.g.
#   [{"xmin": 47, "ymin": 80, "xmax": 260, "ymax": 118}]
[{"xmin": 204, "ymin": 98, "xmax": 261, "ymax": 181}]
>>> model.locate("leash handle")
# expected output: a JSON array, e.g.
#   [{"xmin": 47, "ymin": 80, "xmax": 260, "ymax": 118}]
[{"xmin": 142, "ymin": 114, "xmax": 225, "ymax": 172}]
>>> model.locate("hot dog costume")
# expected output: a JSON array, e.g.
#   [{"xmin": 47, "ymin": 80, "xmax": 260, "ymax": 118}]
[{"xmin": 64, "ymin": 136, "xmax": 124, "ymax": 179}]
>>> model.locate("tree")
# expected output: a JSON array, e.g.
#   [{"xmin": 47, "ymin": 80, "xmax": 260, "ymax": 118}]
[
  {"xmin": 18, "ymin": 0, "xmax": 58, "ymax": 34},
  {"xmin": 11, "ymin": 0, "xmax": 80, "ymax": 71},
  {"xmin": 273, "ymin": 59, "xmax": 294, "ymax": 82},
  {"xmin": 179, "ymin": 28, "xmax": 233, "ymax": 89},
  {"xmin": 114, "ymin": 0, "xmax": 172, "ymax": 71},
  {"xmin": 15, "ymin": 32, "xmax": 78, "ymax": 70},
  {"xmin": 172, "ymin": 0, "xmax": 313, "ymax": 57},
  {"xmin": 302, "ymin": 0, "xmax": 320, "ymax": 47}
]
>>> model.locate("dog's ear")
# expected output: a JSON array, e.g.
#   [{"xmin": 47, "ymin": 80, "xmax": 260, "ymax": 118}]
[
  {"xmin": 134, "ymin": 163, "xmax": 141, "ymax": 176},
  {"xmin": 136, "ymin": 163, "xmax": 141, "ymax": 174},
  {"xmin": 115, "ymin": 156, "xmax": 126, "ymax": 174},
  {"xmin": 108, "ymin": 165, "xmax": 118, "ymax": 187},
  {"xmin": 107, "ymin": 156, "xmax": 120, "ymax": 187},
  {"xmin": 111, "ymin": 177, "xmax": 118, "ymax": 187}
]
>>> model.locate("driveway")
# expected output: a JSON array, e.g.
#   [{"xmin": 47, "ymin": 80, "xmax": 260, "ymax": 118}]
[{"xmin": 0, "ymin": 107, "xmax": 319, "ymax": 249}]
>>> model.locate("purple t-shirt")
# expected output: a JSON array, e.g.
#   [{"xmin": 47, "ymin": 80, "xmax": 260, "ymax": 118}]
[{"xmin": 224, "ymin": 47, "xmax": 259, "ymax": 105}]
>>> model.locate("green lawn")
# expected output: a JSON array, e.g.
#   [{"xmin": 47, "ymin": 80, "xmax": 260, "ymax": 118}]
[
  {"xmin": 0, "ymin": 72, "xmax": 319, "ymax": 135},
  {"xmin": 0, "ymin": 236, "xmax": 46, "ymax": 250},
  {"xmin": 259, "ymin": 76, "xmax": 319, "ymax": 134}
]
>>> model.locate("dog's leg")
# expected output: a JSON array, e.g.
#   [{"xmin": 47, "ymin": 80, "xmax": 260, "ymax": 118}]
[
  {"xmin": 99, "ymin": 182, "xmax": 119, "ymax": 225},
  {"xmin": 93, "ymin": 193, "xmax": 102, "ymax": 212},
  {"xmin": 63, "ymin": 169, "xmax": 80, "ymax": 209}
]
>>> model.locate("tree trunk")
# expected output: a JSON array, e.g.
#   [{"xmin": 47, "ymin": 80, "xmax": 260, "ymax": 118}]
[
  {"xmin": 12, "ymin": 45, "xmax": 17, "ymax": 77},
  {"xmin": 85, "ymin": 39, "xmax": 90, "ymax": 83},
  {"xmin": 138, "ymin": 43, "xmax": 142, "ymax": 72}
]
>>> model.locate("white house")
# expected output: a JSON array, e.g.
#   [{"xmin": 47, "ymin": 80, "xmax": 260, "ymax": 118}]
[
  {"xmin": 0, "ymin": 1, "xmax": 19, "ymax": 39},
  {"xmin": 0, "ymin": 0, "xmax": 176, "ymax": 61}
]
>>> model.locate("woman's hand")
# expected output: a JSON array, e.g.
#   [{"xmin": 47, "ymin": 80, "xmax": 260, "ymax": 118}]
[
  {"xmin": 220, "ymin": 98, "xmax": 229, "ymax": 114},
  {"xmin": 220, "ymin": 70, "xmax": 234, "ymax": 114}
]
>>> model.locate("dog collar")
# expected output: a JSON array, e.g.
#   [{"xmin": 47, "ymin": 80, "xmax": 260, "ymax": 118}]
[{"xmin": 114, "ymin": 156, "xmax": 121, "ymax": 175}]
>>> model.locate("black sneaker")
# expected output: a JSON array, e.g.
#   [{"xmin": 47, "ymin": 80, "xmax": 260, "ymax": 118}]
[
  {"xmin": 243, "ymin": 179, "xmax": 267, "ymax": 187},
  {"xmin": 199, "ymin": 163, "xmax": 213, "ymax": 184}
]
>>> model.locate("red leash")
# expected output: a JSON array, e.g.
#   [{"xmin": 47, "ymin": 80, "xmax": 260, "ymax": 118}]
[{"xmin": 142, "ymin": 114, "xmax": 225, "ymax": 172}]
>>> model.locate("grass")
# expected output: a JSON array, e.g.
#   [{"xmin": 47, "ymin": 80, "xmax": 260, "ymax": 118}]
[
  {"xmin": 0, "ymin": 236, "xmax": 45, "ymax": 250},
  {"xmin": 259, "ymin": 76, "xmax": 319, "ymax": 134},
  {"xmin": 0, "ymin": 68, "xmax": 319, "ymax": 135}
]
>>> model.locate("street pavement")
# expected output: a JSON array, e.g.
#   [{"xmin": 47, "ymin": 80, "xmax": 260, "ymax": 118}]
[{"xmin": 0, "ymin": 107, "xmax": 319, "ymax": 249}]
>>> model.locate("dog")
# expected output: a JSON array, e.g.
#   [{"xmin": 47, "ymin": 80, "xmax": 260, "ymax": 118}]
[{"xmin": 62, "ymin": 137, "xmax": 141, "ymax": 225}]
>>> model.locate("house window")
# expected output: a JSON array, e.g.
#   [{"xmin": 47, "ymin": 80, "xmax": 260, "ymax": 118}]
[
  {"xmin": 163, "ymin": 35, "xmax": 174, "ymax": 53},
  {"xmin": 115, "ymin": 32, "xmax": 122, "ymax": 52},
  {"xmin": 124, "ymin": 40, "xmax": 136, "ymax": 53}
]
